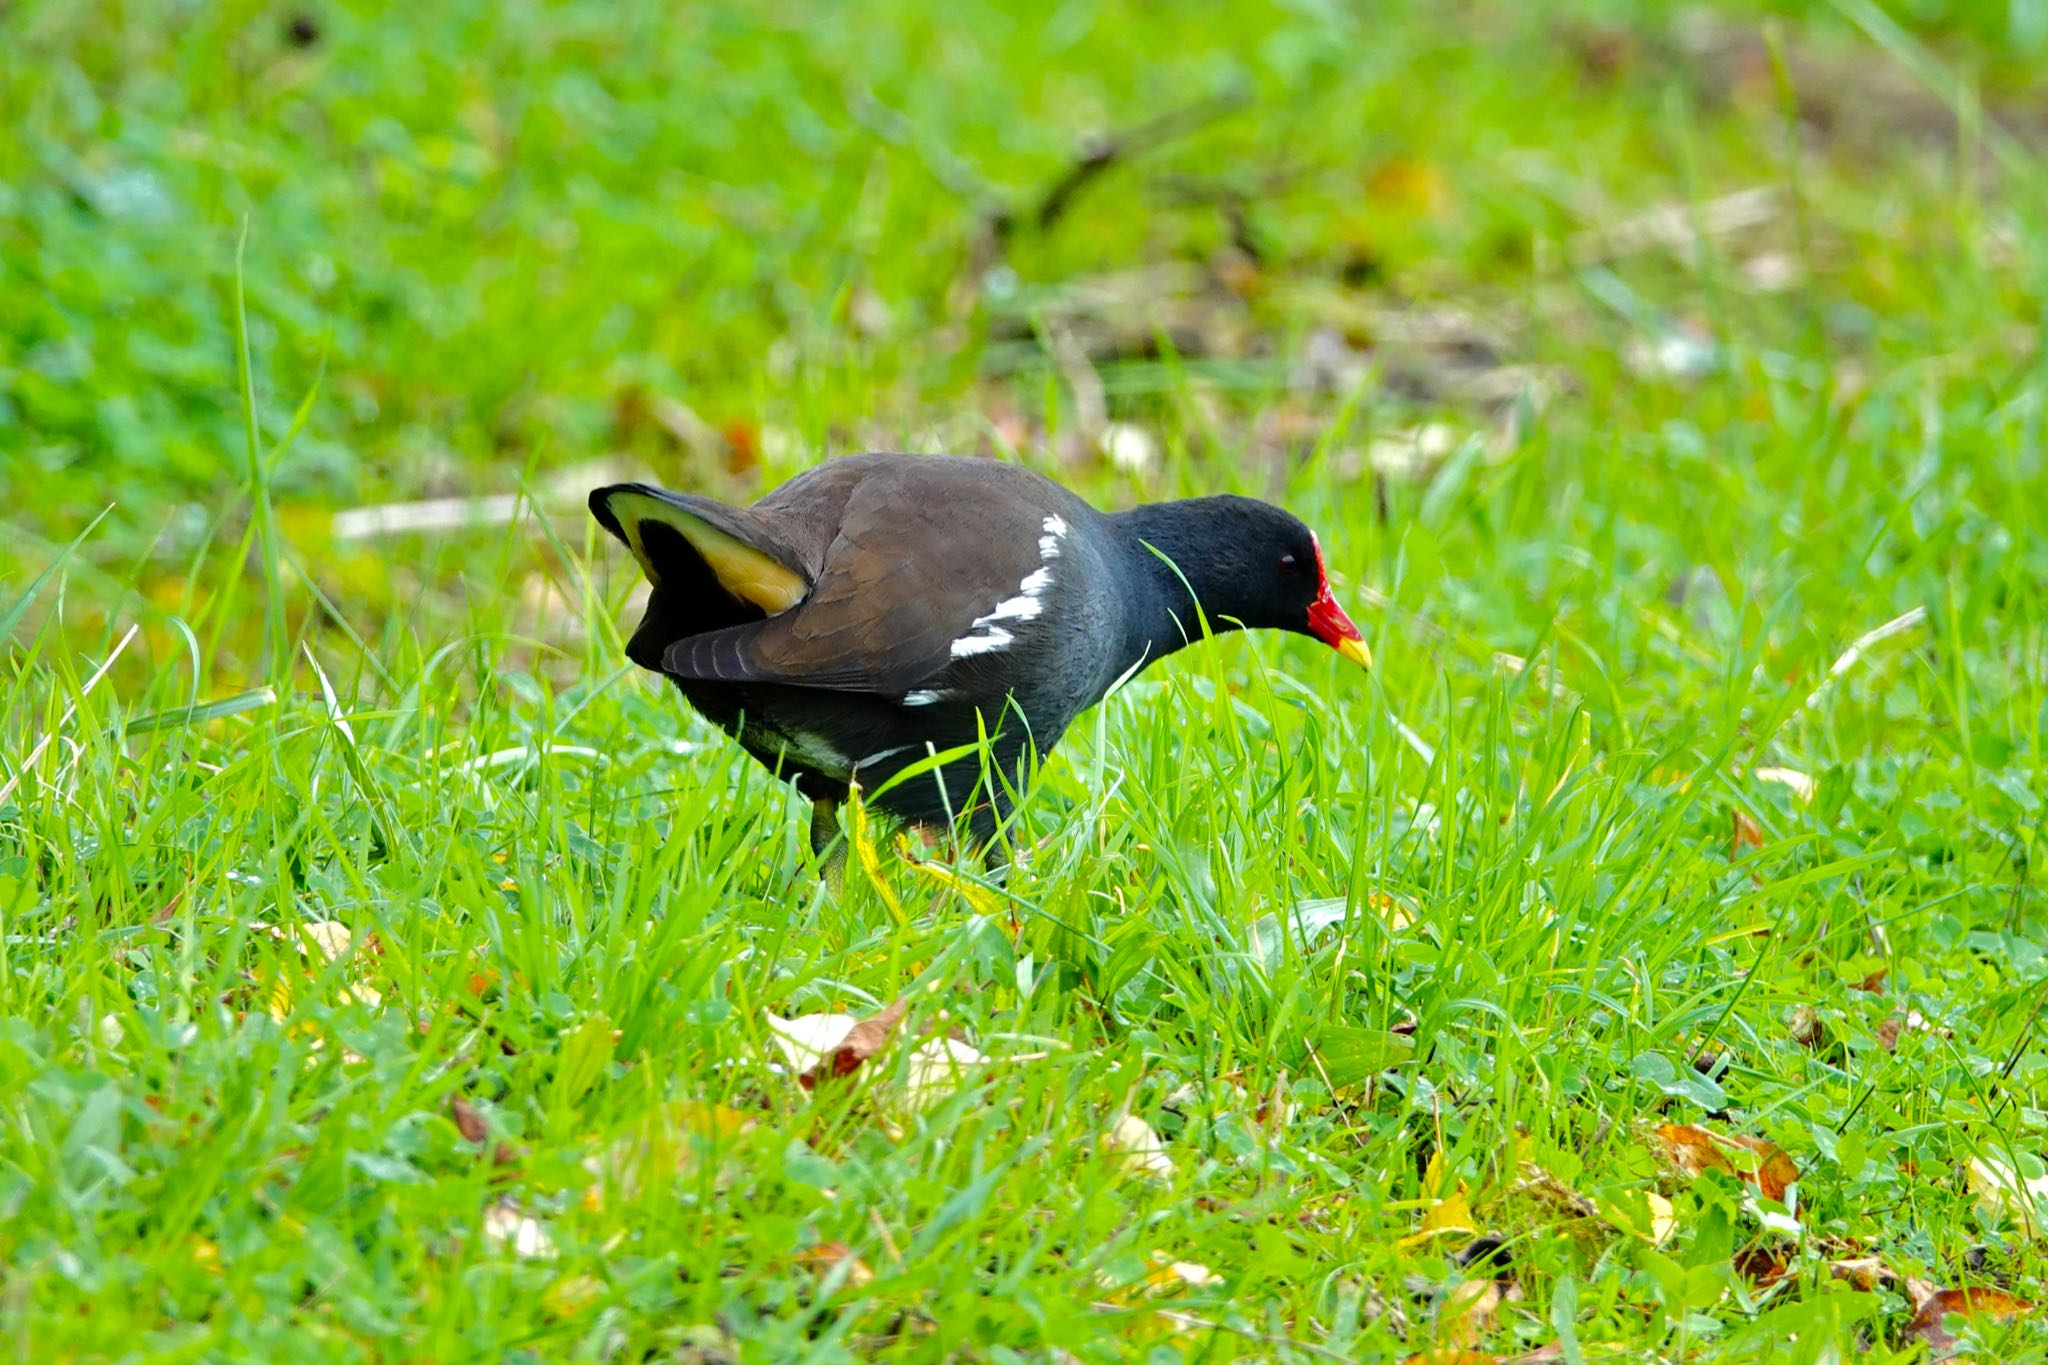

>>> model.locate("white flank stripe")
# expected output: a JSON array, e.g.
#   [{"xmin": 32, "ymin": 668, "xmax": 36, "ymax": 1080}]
[
  {"xmin": 975, "ymin": 588, "xmax": 1043, "ymax": 627},
  {"xmin": 855, "ymin": 744, "xmax": 912, "ymax": 768},
  {"xmin": 950, "ymin": 627, "xmax": 1013, "ymax": 659},
  {"xmin": 947, "ymin": 536, "xmax": 1059, "ymax": 660},
  {"xmin": 902, "ymin": 689, "xmax": 946, "ymax": 706}
]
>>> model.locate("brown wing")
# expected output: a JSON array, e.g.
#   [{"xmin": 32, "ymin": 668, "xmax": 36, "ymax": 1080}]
[{"xmin": 659, "ymin": 466, "xmax": 1059, "ymax": 695}]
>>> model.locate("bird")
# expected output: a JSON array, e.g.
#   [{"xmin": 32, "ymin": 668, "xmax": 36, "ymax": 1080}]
[{"xmin": 590, "ymin": 452, "xmax": 1369, "ymax": 863}]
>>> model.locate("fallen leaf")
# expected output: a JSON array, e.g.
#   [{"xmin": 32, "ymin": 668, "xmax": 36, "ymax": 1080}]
[
  {"xmin": 1731, "ymin": 808, "xmax": 1764, "ymax": 855},
  {"xmin": 1828, "ymin": 1255, "xmax": 1893, "ymax": 1291},
  {"xmin": 1653, "ymin": 1124, "xmax": 1798, "ymax": 1202},
  {"xmin": 904, "ymin": 1037, "xmax": 990, "ymax": 1109},
  {"xmin": 1104, "ymin": 1114, "xmax": 1175, "ymax": 1181},
  {"xmin": 542, "ymin": 1273, "xmax": 605, "ymax": 1319},
  {"xmin": 812, "ymin": 997, "xmax": 908, "ymax": 1085},
  {"xmin": 1878, "ymin": 1008, "xmax": 1947, "ymax": 1054},
  {"xmin": 1603, "ymin": 1188, "xmax": 1677, "ymax": 1245},
  {"xmin": 1099, "ymin": 421, "xmax": 1160, "ymax": 475},
  {"xmin": 1752, "ymin": 767, "xmax": 1816, "ymax": 802},
  {"xmin": 1905, "ymin": 1286, "xmax": 2035, "ymax": 1352},
  {"xmin": 796, "ymin": 1241, "xmax": 875, "ymax": 1288},
  {"xmin": 764, "ymin": 1011, "xmax": 862, "ymax": 1073},
  {"xmin": 1968, "ymin": 1156, "xmax": 2048, "ymax": 1241},
  {"xmin": 1134, "ymin": 1253, "xmax": 1222, "ymax": 1294},
  {"xmin": 1403, "ymin": 1152, "xmax": 1478, "ymax": 1247},
  {"xmin": 1443, "ymin": 1278, "xmax": 1501, "ymax": 1346},
  {"xmin": 1787, "ymin": 1005, "xmax": 1829, "ymax": 1050},
  {"xmin": 268, "ymin": 920, "xmax": 358, "ymax": 963},
  {"xmin": 1161, "ymin": 1259, "xmax": 1220, "ymax": 1289},
  {"xmin": 481, "ymin": 1202, "xmax": 556, "ymax": 1259},
  {"xmin": 1734, "ymin": 1246, "xmax": 1790, "ymax": 1286},
  {"xmin": 451, "ymin": 1096, "xmax": 489, "ymax": 1145}
]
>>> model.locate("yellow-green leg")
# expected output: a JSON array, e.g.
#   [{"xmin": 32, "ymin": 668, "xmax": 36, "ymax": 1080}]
[{"xmin": 810, "ymin": 797, "xmax": 846, "ymax": 890}]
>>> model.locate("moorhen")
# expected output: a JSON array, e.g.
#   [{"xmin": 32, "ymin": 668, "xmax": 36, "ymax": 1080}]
[{"xmin": 591, "ymin": 452, "xmax": 1369, "ymax": 859}]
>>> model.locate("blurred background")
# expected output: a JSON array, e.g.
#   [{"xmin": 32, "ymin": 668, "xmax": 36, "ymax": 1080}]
[{"xmin": 3, "ymin": 0, "xmax": 2044, "ymax": 678}]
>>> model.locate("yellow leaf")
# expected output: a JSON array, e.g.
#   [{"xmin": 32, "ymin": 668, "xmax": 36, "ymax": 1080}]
[
  {"xmin": 1401, "ymin": 1151, "xmax": 1477, "ymax": 1247},
  {"xmin": 902, "ymin": 852, "xmax": 1004, "ymax": 918},
  {"xmin": 1603, "ymin": 1188, "xmax": 1677, "ymax": 1245},
  {"xmin": 543, "ymin": 1273, "xmax": 604, "ymax": 1319},
  {"xmin": 847, "ymin": 786, "xmax": 906, "ymax": 927}
]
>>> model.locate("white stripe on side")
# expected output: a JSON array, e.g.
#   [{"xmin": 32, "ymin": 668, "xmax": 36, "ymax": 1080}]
[{"xmin": 946, "ymin": 525, "xmax": 1063, "ymax": 660}]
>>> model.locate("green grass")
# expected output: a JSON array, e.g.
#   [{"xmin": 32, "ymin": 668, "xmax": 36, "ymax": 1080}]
[{"xmin": 7, "ymin": 0, "xmax": 2048, "ymax": 1359}]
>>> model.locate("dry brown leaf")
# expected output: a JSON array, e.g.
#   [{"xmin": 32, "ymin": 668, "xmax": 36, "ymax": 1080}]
[
  {"xmin": 796, "ymin": 1241, "xmax": 874, "ymax": 1288},
  {"xmin": 1905, "ymin": 1286, "xmax": 2035, "ymax": 1352},
  {"xmin": 1654, "ymin": 1124, "xmax": 1798, "ymax": 1201},
  {"xmin": 1731, "ymin": 808, "xmax": 1764, "ymax": 855},
  {"xmin": 451, "ymin": 1096, "xmax": 489, "ymax": 1145},
  {"xmin": 1733, "ymin": 1246, "xmax": 1790, "ymax": 1286},
  {"xmin": 812, "ymin": 998, "xmax": 908, "ymax": 1085},
  {"xmin": 1856, "ymin": 967, "xmax": 1889, "ymax": 994}
]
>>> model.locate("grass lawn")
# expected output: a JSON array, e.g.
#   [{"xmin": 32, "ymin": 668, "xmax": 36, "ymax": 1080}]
[{"xmin": 6, "ymin": 0, "xmax": 2048, "ymax": 1359}]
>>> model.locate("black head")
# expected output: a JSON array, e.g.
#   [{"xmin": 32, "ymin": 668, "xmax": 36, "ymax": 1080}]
[{"xmin": 1118, "ymin": 495, "xmax": 1370, "ymax": 666}]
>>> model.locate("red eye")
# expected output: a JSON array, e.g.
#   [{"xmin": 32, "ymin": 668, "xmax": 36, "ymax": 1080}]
[{"xmin": 1279, "ymin": 553, "xmax": 1301, "ymax": 575}]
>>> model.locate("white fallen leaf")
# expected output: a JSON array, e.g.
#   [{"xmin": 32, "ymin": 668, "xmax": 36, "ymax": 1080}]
[
  {"xmin": 904, "ymin": 1037, "xmax": 989, "ymax": 1108},
  {"xmin": 1752, "ymin": 767, "xmax": 1817, "ymax": 802},
  {"xmin": 1099, "ymin": 422, "xmax": 1159, "ymax": 475},
  {"xmin": 1367, "ymin": 422, "xmax": 1461, "ymax": 479},
  {"xmin": 1970, "ymin": 1155, "xmax": 2048, "ymax": 1240},
  {"xmin": 763, "ymin": 1012, "xmax": 860, "ymax": 1074},
  {"xmin": 482, "ymin": 1203, "xmax": 557, "ymax": 1260},
  {"xmin": 1104, "ymin": 1114, "xmax": 1175, "ymax": 1181},
  {"xmin": 1626, "ymin": 327, "xmax": 1718, "ymax": 380},
  {"xmin": 1159, "ymin": 1259, "xmax": 1221, "ymax": 1289},
  {"xmin": 266, "ymin": 920, "xmax": 356, "ymax": 962}
]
